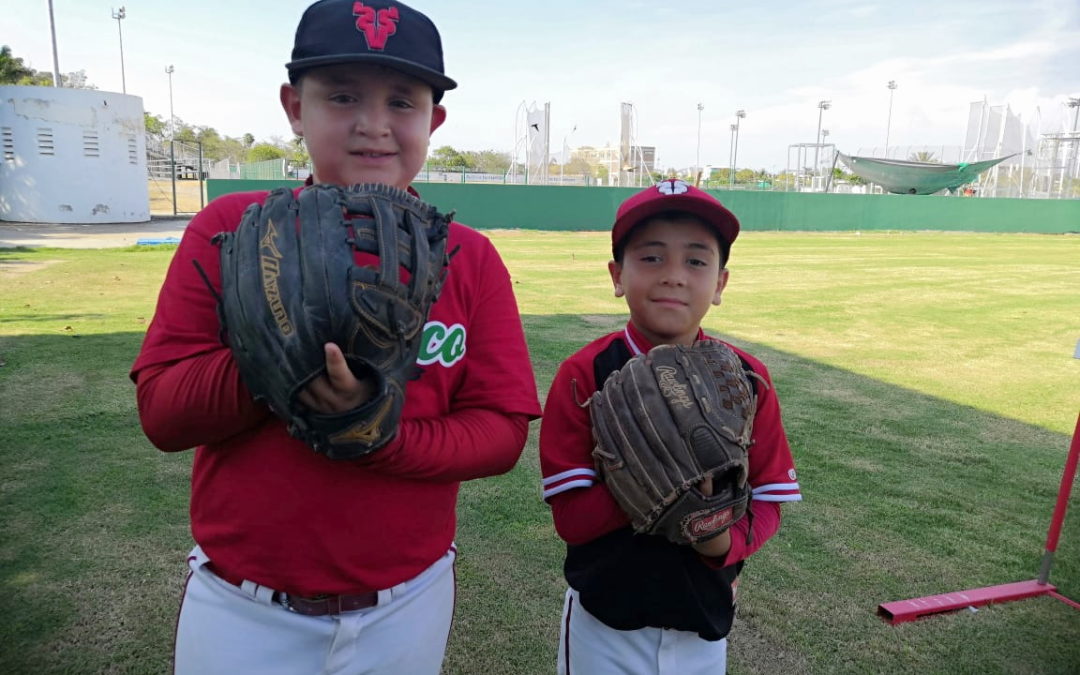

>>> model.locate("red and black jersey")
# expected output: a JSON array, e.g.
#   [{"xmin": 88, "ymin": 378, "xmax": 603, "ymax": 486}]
[
  {"xmin": 539, "ymin": 321, "xmax": 800, "ymax": 640},
  {"xmin": 131, "ymin": 187, "xmax": 541, "ymax": 596}
]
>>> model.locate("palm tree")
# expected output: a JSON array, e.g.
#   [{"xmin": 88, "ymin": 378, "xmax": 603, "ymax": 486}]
[{"xmin": 908, "ymin": 151, "xmax": 939, "ymax": 163}]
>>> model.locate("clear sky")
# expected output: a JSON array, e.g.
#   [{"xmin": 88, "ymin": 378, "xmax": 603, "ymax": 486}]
[{"xmin": 6, "ymin": 0, "xmax": 1079, "ymax": 172}]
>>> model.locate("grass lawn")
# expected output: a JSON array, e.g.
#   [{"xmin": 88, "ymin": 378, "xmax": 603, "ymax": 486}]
[{"xmin": 1, "ymin": 231, "xmax": 1078, "ymax": 674}]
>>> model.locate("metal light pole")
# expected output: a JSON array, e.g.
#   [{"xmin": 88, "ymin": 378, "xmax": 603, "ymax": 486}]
[
  {"xmin": 47, "ymin": 0, "xmax": 61, "ymax": 86},
  {"xmin": 728, "ymin": 124, "xmax": 737, "ymax": 186},
  {"xmin": 165, "ymin": 64, "xmax": 177, "ymax": 214},
  {"xmin": 560, "ymin": 124, "xmax": 577, "ymax": 185},
  {"xmin": 1068, "ymin": 98, "xmax": 1080, "ymax": 183},
  {"xmin": 814, "ymin": 100, "xmax": 831, "ymax": 179},
  {"xmin": 885, "ymin": 80, "xmax": 898, "ymax": 157},
  {"xmin": 695, "ymin": 103, "xmax": 704, "ymax": 181},
  {"xmin": 112, "ymin": 7, "xmax": 127, "ymax": 94},
  {"xmin": 165, "ymin": 65, "xmax": 175, "ymax": 138},
  {"xmin": 731, "ymin": 109, "xmax": 746, "ymax": 188}
]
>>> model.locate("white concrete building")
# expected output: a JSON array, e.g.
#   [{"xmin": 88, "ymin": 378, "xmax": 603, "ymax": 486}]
[{"xmin": 1, "ymin": 85, "xmax": 149, "ymax": 223}]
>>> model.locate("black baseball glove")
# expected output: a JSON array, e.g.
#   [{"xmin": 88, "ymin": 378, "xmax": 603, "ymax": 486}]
[
  {"xmin": 590, "ymin": 341, "xmax": 759, "ymax": 545},
  {"xmin": 211, "ymin": 183, "xmax": 451, "ymax": 459}
]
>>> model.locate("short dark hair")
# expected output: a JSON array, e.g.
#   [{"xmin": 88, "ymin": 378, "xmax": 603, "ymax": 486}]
[{"xmin": 612, "ymin": 211, "xmax": 731, "ymax": 267}]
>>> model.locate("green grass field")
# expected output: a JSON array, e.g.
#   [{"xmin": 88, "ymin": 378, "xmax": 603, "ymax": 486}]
[{"xmin": 1, "ymin": 231, "xmax": 1078, "ymax": 674}]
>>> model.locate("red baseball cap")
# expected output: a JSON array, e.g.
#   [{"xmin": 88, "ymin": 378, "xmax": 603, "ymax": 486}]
[{"xmin": 611, "ymin": 179, "xmax": 740, "ymax": 255}]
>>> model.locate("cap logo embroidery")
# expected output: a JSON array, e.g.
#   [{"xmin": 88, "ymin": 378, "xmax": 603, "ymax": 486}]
[
  {"xmin": 353, "ymin": 2, "xmax": 400, "ymax": 50},
  {"xmin": 657, "ymin": 179, "xmax": 690, "ymax": 196}
]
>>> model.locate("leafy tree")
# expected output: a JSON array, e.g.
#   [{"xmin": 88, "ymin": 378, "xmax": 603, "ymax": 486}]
[
  {"xmin": 0, "ymin": 47, "xmax": 94, "ymax": 88},
  {"xmin": 172, "ymin": 120, "xmax": 198, "ymax": 143},
  {"xmin": 463, "ymin": 149, "xmax": 511, "ymax": 174},
  {"xmin": 289, "ymin": 136, "xmax": 310, "ymax": 166},
  {"xmin": 144, "ymin": 113, "xmax": 167, "ymax": 140},
  {"xmin": 773, "ymin": 172, "xmax": 796, "ymax": 189},
  {"xmin": 0, "ymin": 45, "xmax": 37, "ymax": 84},
  {"xmin": 242, "ymin": 133, "xmax": 255, "ymax": 148},
  {"xmin": 563, "ymin": 155, "xmax": 592, "ymax": 176},
  {"xmin": 248, "ymin": 143, "xmax": 286, "ymax": 162},
  {"xmin": 735, "ymin": 168, "xmax": 756, "ymax": 184},
  {"xmin": 60, "ymin": 70, "xmax": 95, "ymax": 89},
  {"xmin": 430, "ymin": 145, "xmax": 467, "ymax": 168}
]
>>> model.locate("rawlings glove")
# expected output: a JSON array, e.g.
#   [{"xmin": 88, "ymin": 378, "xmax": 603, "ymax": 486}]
[
  {"xmin": 211, "ymin": 183, "xmax": 451, "ymax": 460},
  {"xmin": 590, "ymin": 341, "xmax": 760, "ymax": 545}
]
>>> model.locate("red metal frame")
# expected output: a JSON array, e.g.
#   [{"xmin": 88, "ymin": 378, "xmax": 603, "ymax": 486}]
[{"xmin": 878, "ymin": 414, "xmax": 1080, "ymax": 625}]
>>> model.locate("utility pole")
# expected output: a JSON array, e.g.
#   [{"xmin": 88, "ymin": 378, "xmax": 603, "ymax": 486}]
[
  {"xmin": 165, "ymin": 65, "xmax": 175, "ymax": 138},
  {"xmin": 112, "ymin": 7, "xmax": 127, "ymax": 94},
  {"xmin": 815, "ymin": 100, "xmax": 831, "ymax": 180},
  {"xmin": 47, "ymin": 0, "xmax": 61, "ymax": 86},
  {"xmin": 731, "ymin": 109, "xmax": 746, "ymax": 188},
  {"xmin": 885, "ymin": 80, "xmax": 898, "ymax": 157},
  {"xmin": 696, "ymin": 103, "xmax": 704, "ymax": 182}
]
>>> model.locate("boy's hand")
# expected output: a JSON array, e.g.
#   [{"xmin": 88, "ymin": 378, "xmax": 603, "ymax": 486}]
[
  {"xmin": 691, "ymin": 528, "xmax": 732, "ymax": 558},
  {"xmin": 298, "ymin": 344, "xmax": 375, "ymax": 413},
  {"xmin": 690, "ymin": 475, "xmax": 733, "ymax": 557},
  {"xmin": 214, "ymin": 184, "xmax": 450, "ymax": 459},
  {"xmin": 699, "ymin": 475, "xmax": 714, "ymax": 497}
]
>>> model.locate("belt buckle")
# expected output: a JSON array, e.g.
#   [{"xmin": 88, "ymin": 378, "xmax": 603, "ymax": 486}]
[
  {"xmin": 280, "ymin": 593, "xmax": 339, "ymax": 616},
  {"xmin": 278, "ymin": 592, "xmax": 297, "ymax": 613}
]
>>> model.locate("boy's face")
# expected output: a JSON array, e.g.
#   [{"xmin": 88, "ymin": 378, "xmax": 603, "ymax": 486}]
[
  {"xmin": 608, "ymin": 216, "xmax": 729, "ymax": 347},
  {"xmin": 280, "ymin": 63, "xmax": 446, "ymax": 189}
]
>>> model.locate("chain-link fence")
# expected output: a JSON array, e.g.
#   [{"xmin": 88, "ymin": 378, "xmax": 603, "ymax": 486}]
[{"xmin": 146, "ymin": 139, "xmax": 206, "ymax": 215}]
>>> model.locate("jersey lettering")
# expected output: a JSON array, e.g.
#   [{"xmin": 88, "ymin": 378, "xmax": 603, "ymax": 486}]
[{"xmin": 418, "ymin": 321, "xmax": 466, "ymax": 367}]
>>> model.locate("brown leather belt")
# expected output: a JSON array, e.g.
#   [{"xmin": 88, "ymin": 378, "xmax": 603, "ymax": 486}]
[{"xmin": 206, "ymin": 562, "xmax": 378, "ymax": 616}]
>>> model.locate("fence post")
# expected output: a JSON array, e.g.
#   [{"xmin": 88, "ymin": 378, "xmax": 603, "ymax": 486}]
[
  {"xmin": 198, "ymin": 141, "xmax": 205, "ymax": 210},
  {"xmin": 170, "ymin": 140, "xmax": 178, "ymax": 216}
]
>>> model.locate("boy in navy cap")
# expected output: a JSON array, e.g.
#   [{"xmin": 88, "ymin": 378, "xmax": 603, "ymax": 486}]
[
  {"xmin": 131, "ymin": 2, "xmax": 541, "ymax": 672},
  {"xmin": 539, "ymin": 180, "xmax": 802, "ymax": 674}
]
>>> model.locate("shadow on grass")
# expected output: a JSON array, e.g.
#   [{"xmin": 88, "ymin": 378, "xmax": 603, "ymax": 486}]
[
  {"xmin": 1, "ymin": 326, "xmax": 1077, "ymax": 675},
  {"xmin": 449, "ymin": 314, "xmax": 1080, "ymax": 675}
]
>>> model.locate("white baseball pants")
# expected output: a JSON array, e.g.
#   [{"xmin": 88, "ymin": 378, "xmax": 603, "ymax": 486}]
[
  {"xmin": 557, "ymin": 588, "xmax": 727, "ymax": 675},
  {"xmin": 173, "ymin": 545, "xmax": 456, "ymax": 675}
]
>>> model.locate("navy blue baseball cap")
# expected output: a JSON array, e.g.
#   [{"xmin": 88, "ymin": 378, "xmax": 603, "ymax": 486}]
[{"xmin": 287, "ymin": 0, "xmax": 457, "ymax": 102}]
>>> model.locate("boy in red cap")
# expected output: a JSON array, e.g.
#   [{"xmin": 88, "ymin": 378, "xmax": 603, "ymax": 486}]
[
  {"xmin": 539, "ymin": 179, "xmax": 801, "ymax": 674},
  {"xmin": 131, "ymin": 2, "xmax": 540, "ymax": 672}
]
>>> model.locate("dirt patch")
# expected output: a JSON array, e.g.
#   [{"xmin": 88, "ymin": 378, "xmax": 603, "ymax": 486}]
[
  {"xmin": 0, "ymin": 258, "xmax": 62, "ymax": 275},
  {"xmin": 147, "ymin": 178, "xmax": 205, "ymax": 215}
]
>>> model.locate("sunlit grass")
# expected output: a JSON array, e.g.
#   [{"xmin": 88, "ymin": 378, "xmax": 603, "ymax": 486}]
[{"xmin": 1, "ymin": 233, "xmax": 1078, "ymax": 674}]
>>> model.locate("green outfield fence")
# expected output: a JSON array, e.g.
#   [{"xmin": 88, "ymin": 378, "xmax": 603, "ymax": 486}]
[{"xmin": 205, "ymin": 181, "xmax": 1080, "ymax": 234}]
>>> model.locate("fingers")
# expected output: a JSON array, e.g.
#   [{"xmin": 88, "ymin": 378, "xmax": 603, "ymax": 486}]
[
  {"xmin": 698, "ymin": 475, "xmax": 714, "ymax": 497},
  {"xmin": 324, "ymin": 343, "xmax": 352, "ymax": 389},
  {"xmin": 297, "ymin": 344, "xmax": 374, "ymax": 414}
]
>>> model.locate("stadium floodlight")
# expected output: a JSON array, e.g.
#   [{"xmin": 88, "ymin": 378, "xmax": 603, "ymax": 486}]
[
  {"xmin": 165, "ymin": 65, "xmax": 175, "ymax": 139},
  {"xmin": 696, "ymin": 103, "xmax": 704, "ymax": 179},
  {"xmin": 731, "ymin": 110, "xmax": 746, "ymax": 188},
  {"xmin": 112, "ymin": 7, "xmax": 127, "ymax": 94},
  {"xmin": 814, "ymin": 100, "xmax": 831, "ymax": 177},
  {"xmin": 885, "ymin": 81, "xmax": 898, "ymax": 157}
]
